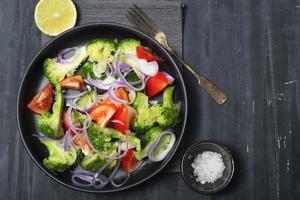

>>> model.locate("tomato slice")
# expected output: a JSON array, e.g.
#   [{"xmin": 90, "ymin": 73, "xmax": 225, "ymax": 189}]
[
  {"xmin": 121, "ymin": 149, "xmax": 142, "ymax": 173},
  {"xmin": 115, "ymin": 87, "xmax": 130, "ymax": 102},
  {"xmin": 59, "ymin": 75, "xmax": 85, "ymax": 91},
  {"xmin": 72, "ymin": 132, "xmax": 91, "ymax": 156},
  {"xmin": 27, "ymin": 83, "xmax": 54, "ymax": 115},
  {"xmin": 89, "ymin": 99, "xmax": 118, "ymax": 128},
  {"xmin": 146, "ymin": 71, "xmax": 170, "ymax": 97},
  {"xmin": 112, "ymin": 104, "xmax": 136, "ymax": 134},
  {"xmin": 136, "ymin": 46, "xmax": 164, "ymax": 64},
  {"xmin": 63, "ymin": 111, "xmax": 76, "ymax": 130}
]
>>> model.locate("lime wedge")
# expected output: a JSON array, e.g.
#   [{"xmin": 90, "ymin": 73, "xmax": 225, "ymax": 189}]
[{"xmin": 34, "ymin": 0, "xmax": 77, "ymax": 36}]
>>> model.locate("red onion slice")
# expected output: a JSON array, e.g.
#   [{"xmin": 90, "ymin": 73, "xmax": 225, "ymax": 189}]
[
  {"xmin": 162, "ymin": 71, "xmax": 175, "ymax": 85},
  {"xmin": 64, "ymin": 91, "xmax": 88, "ymax": 99},
  {"xmin": 147, "ymin": 131, "xmax": 176, "ymax": 162},
  {"xmin": 136, "ymin": 59, "xmax": 159, "ymax": 77},
  {"xmin": 108, "ymin": 84, "xmax": 136, "ymax": 105},
  {"xmin": 57, "ymin": 47, "xmax": 79, "ymax": 64}
]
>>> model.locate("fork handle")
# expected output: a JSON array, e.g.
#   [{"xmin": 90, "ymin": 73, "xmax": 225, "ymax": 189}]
[{"xmin": 168, "ymin": 50, "xmax": 227, "ymax": 104}]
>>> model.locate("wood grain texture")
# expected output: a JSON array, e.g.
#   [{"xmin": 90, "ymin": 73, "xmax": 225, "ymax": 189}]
[{"xmin": 0, "ymin": 0, "xmax": 300, "ymax": 199}]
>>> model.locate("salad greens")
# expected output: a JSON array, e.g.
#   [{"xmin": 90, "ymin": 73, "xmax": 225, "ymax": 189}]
[{"xmin": 27, "ymin": 38, "xmax": 181, "ymax": 189}]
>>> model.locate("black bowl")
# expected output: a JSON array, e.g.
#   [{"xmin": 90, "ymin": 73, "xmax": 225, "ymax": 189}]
[
  {"xmin": 17, "ymin": 23, "xmax": 187, "ymax": 193},
  {"xmin": 180, "ymin": 141, "xmax": 234, "ymax": 194}
]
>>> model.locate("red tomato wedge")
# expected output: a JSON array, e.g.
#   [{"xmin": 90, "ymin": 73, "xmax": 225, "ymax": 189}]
[
  {"xmin": 146, "ymin": 71, "xmax": 170, "ymax": 97},
  {"xmin": 89, "ymin": 98, "xmax": 118, "ymax": 128},
  {"xmin": 63, "ymin": 111, "xmax": 75, "ymax": 130},
  {"xmin": 72, "ymin": 132, "xmax": 91, "ymax": 155},
  {"xmin": 112, "ymin": 104, "xmax": 136, "ymax": 134},
  {"xmin": 27, "ymin": 83, "xmax": 54, "ymax": 115},
  {"xmin": 115, "ymin": 87, "xmax": 130, "ymax": 102},
  {"xmin": 121, "ymin": 149, "xmax": 142, "ymax": 173},
  {"xmin": 59, "ymin": 75, "xmax": 85, "ymax": 91},
  {"xmin": 136, "ymin": 46, "xmax": 164, "ymax": 64}
]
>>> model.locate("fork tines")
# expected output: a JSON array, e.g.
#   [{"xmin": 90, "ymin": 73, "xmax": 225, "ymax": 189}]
[{"xmin": 127, "ymin": 4, "xmax": 160, "ymax": 37}]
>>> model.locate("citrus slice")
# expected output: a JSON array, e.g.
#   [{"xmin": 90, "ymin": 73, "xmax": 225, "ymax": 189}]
[{"xmin": 34, "ymin": 0, "xmax": 77, "ymax": 36}]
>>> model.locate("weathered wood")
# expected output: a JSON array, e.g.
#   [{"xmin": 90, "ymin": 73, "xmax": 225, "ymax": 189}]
[{"xmin": 1, "ymin": 0, "xmax": 300, "ymax": 199}]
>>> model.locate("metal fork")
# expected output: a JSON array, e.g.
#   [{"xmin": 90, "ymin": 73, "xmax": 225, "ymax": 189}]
[{"xmin": 127, "ymin": 5, "xmax": 227, "ymax": 104}]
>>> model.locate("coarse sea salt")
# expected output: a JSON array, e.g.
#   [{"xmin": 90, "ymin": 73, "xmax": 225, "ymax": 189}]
[{"xmin": 191, "ymin": 151, "xmax": 225, "ymax": 184}]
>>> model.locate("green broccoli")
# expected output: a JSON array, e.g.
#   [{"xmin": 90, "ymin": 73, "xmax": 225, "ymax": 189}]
[
  {"xmin": 131, "ymin": 86, "xmax": 180, "ymax": 133},
  {"xmin": 134, "ymin": 127, "xmax": 163, "ymax": 160},
  {"xmin": 42, "ymin": 140, "xmax": 78, "ymax": 173},
  {"xmin": 44, "ymin": 46, "xmax": 88, "ymax": 84},
  {"xmin": 73, "ymin": 111, "xmax": 88, "ymax": 124},
  {"xmin": 118, "ymin": 38, "xmax": 141, "ymax": 56},
  {"xmin": 37, "ymin": 84, "xmax": 64, "ymax": 139},
  {"xmin": 87, "ymin": 122, "xmax": 141, "ymax": 152},
  {"xmin": 86, "ymin": 39, "xmax": 116, "ymax": 63},
  {"xmin": 156, "ymin": 86, "xmax": 180, "ymax": 128},
  {"xmin": 81, "ymin": 61, "xmax": 96, "ymax": 79},
  {"xmin": 80, "ymin": 152, "xmax": 117, "ymax": 173},
  {"xmin": 75, "ymin": 91, "xmax": 97, "ymax": 111}
]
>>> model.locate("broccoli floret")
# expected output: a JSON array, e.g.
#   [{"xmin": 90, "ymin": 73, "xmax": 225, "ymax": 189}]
[
  {"xmin": 87, "ymin": 123, "xmax": 113, "ymax": 152},
  {"xmin": 75, "ymin": 91, "xmax": 97, "ymax": 111},
  {"xmin": 156, "ymin": 86, "xmax": 180, "ymax": 128},
  {"xmin": 81, "ymin": 61, "xmax": 96, "ymax": 79},
  {"xmin": 134, "ymin": 127, "xmax": 163, "ymax": 160},
  {"xmin": 118, "ymin": 38, "xmax": 141, "ymax": 56},
  {"xmin": 73, "ymin": 111, "xmax": 88, "ymax": 124},
  {"xmin": 86, "ymin": 39, "xmax": 116, "ymax": 63},
  {"xmin": 42, "ymin": 140, "xmax": 78, "ymax": 173},
  {"xmin": 131, "ymin": 87, "xmax": 180, "ymax": 133},
  {"xmin": 87, "ymin": 122, "xmax": 141, "ymax": 151},
  {"xmin": 44, "ymin": 46, "xmax": 88, "ymax": 84},
  {"xmin": 37, "ymin": 84, "xmax": 64, "ymax": 139},
  {"xmin": 80, "ymin": 153, "xmax": 117, "ymax": 173}
]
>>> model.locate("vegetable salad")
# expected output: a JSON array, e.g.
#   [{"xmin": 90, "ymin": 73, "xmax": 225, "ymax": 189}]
[{"xmin": 27, "ymin": 38, "xmax": 181, "ymax": 188}]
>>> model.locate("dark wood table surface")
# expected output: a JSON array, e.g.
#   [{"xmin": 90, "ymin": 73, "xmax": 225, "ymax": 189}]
[{"xmin": 1, "ymin": 0, "xmax": 300, "ymax": 199}]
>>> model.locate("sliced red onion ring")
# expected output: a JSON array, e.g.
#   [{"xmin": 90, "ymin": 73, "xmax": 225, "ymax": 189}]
[
  {"xmin": 63, "ymin": 130, "xmax": 71, "ymax": 151},
  {"xmin": 116, "ymin": 62, "xmax": 145, "ymax": 91},
  {"xmin": 57, "ymin": 47, "xmax": 79, "ymax": 64},
  {"xmin": 93, "ymin": 159, "xmax": 122, "ymax": 189},
  {"xmin": 72, "ymin": 174, "xmax": 94, "ymax": 187},
  {"xmin": 64, "ymin": 91, "xmax": 88, "ymax": 99},
  {"xmin": 147, "ymin": 131, "xmax": 176, "ymax": 162},
  {"xmin": 84, "ymin": 74, "xmax": 119, "ymax": 90},
  {"xmin": 110, "ymin": 168, "xmax": 130, "ymax": 188},
  {"xmin": 162, "ymin": 71, "xmax": 175, "ymax": 85},
  {"xmin": 108, "ymin": 84, "xmax": 136, "ymax": 105},
  {"xmin": 136, "ymin": 59, "xmax": 159, "ymax": 77}
]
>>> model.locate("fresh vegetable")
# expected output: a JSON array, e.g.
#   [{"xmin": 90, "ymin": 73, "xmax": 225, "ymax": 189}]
[
  {"xmin": 28, "ymin": 37, "xmax": 182, "ymax": 189},
  {"xmin": 146, "ymin": 71, "xmax": 170, "ymax": 97},
  {"xmin": 86, "ymin": 39, "xmax": 116, "ymax": 63},
  {"xmin": 27, "ymin": 83, "xmax": 54, "ymax": 115},
  {"xmin": 87, "ymin": 122, "xmax": 141, "ymax": 151},
  {"xmin": 44, "ymin": 46, "xmax": 88, "ymax": 84},
  {"xmin": 155, "ymin": 86, "xmax": 180, "ymax": 128},
  {"xmin": 42, "ymin": 140, "xmax": 78, "ymax": 173},
  {"xmin": 132, "ymin": 87, "xmax": 180, "ymax": 133},
  {"xmin": 121, "ymin": 148, "xmax": 142, "ymax": 173},
  {"xmin": 118, "ymin": 38, "xmax": 141, "ymax": 57},
  {"xmin": 134, "ymin": 127, "xmax": 163, "ymax": 160},
  {"xmin": 60, "ymin": 75, "xmax": 85, "ymax": 91},
  {"xmin": 75, "ymin": 91, "xmax": 97, "ymax": 111},
  {"xmin": 112, "ymin": 104, "xmax": 136, "ymax": 134},
  {"xmin": 89, "ymin": 98, "xmax": 118, "ymax": 128},
  {"xmin": 37, "ymin": 84, "xmax": 64, "ymax": 139},
  {"xmin": 81, "ymin": 153, "xmax": 117, "ymax": 173},
  {"xmin": 136, "ymin": 46, "xmax": 163, "ymax": 64}
]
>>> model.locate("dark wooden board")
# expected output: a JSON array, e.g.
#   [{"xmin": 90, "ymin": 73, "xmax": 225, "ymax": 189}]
[{"xmin": 0, "ymin": 0, "xmax": 299, "ymax": 199}]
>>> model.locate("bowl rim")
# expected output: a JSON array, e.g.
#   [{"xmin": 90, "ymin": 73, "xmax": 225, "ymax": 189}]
[
  {"xmin": 16, "ymin": 22, "xmax": 188, "ymax": 193},
  {"xmin": 180, "ymin": 140, "xmax": 235, "ymax": 194}
]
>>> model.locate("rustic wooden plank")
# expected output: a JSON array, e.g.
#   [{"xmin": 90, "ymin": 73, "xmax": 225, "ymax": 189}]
[{"xmin": 1, "ymin": 0, "xmax": 300, "ymax": 199}]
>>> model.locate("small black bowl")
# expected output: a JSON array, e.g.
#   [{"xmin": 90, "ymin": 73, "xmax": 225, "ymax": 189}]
[{"xmin": 180, "ymin": 141, "xmax": 234, "ymax": 194}]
